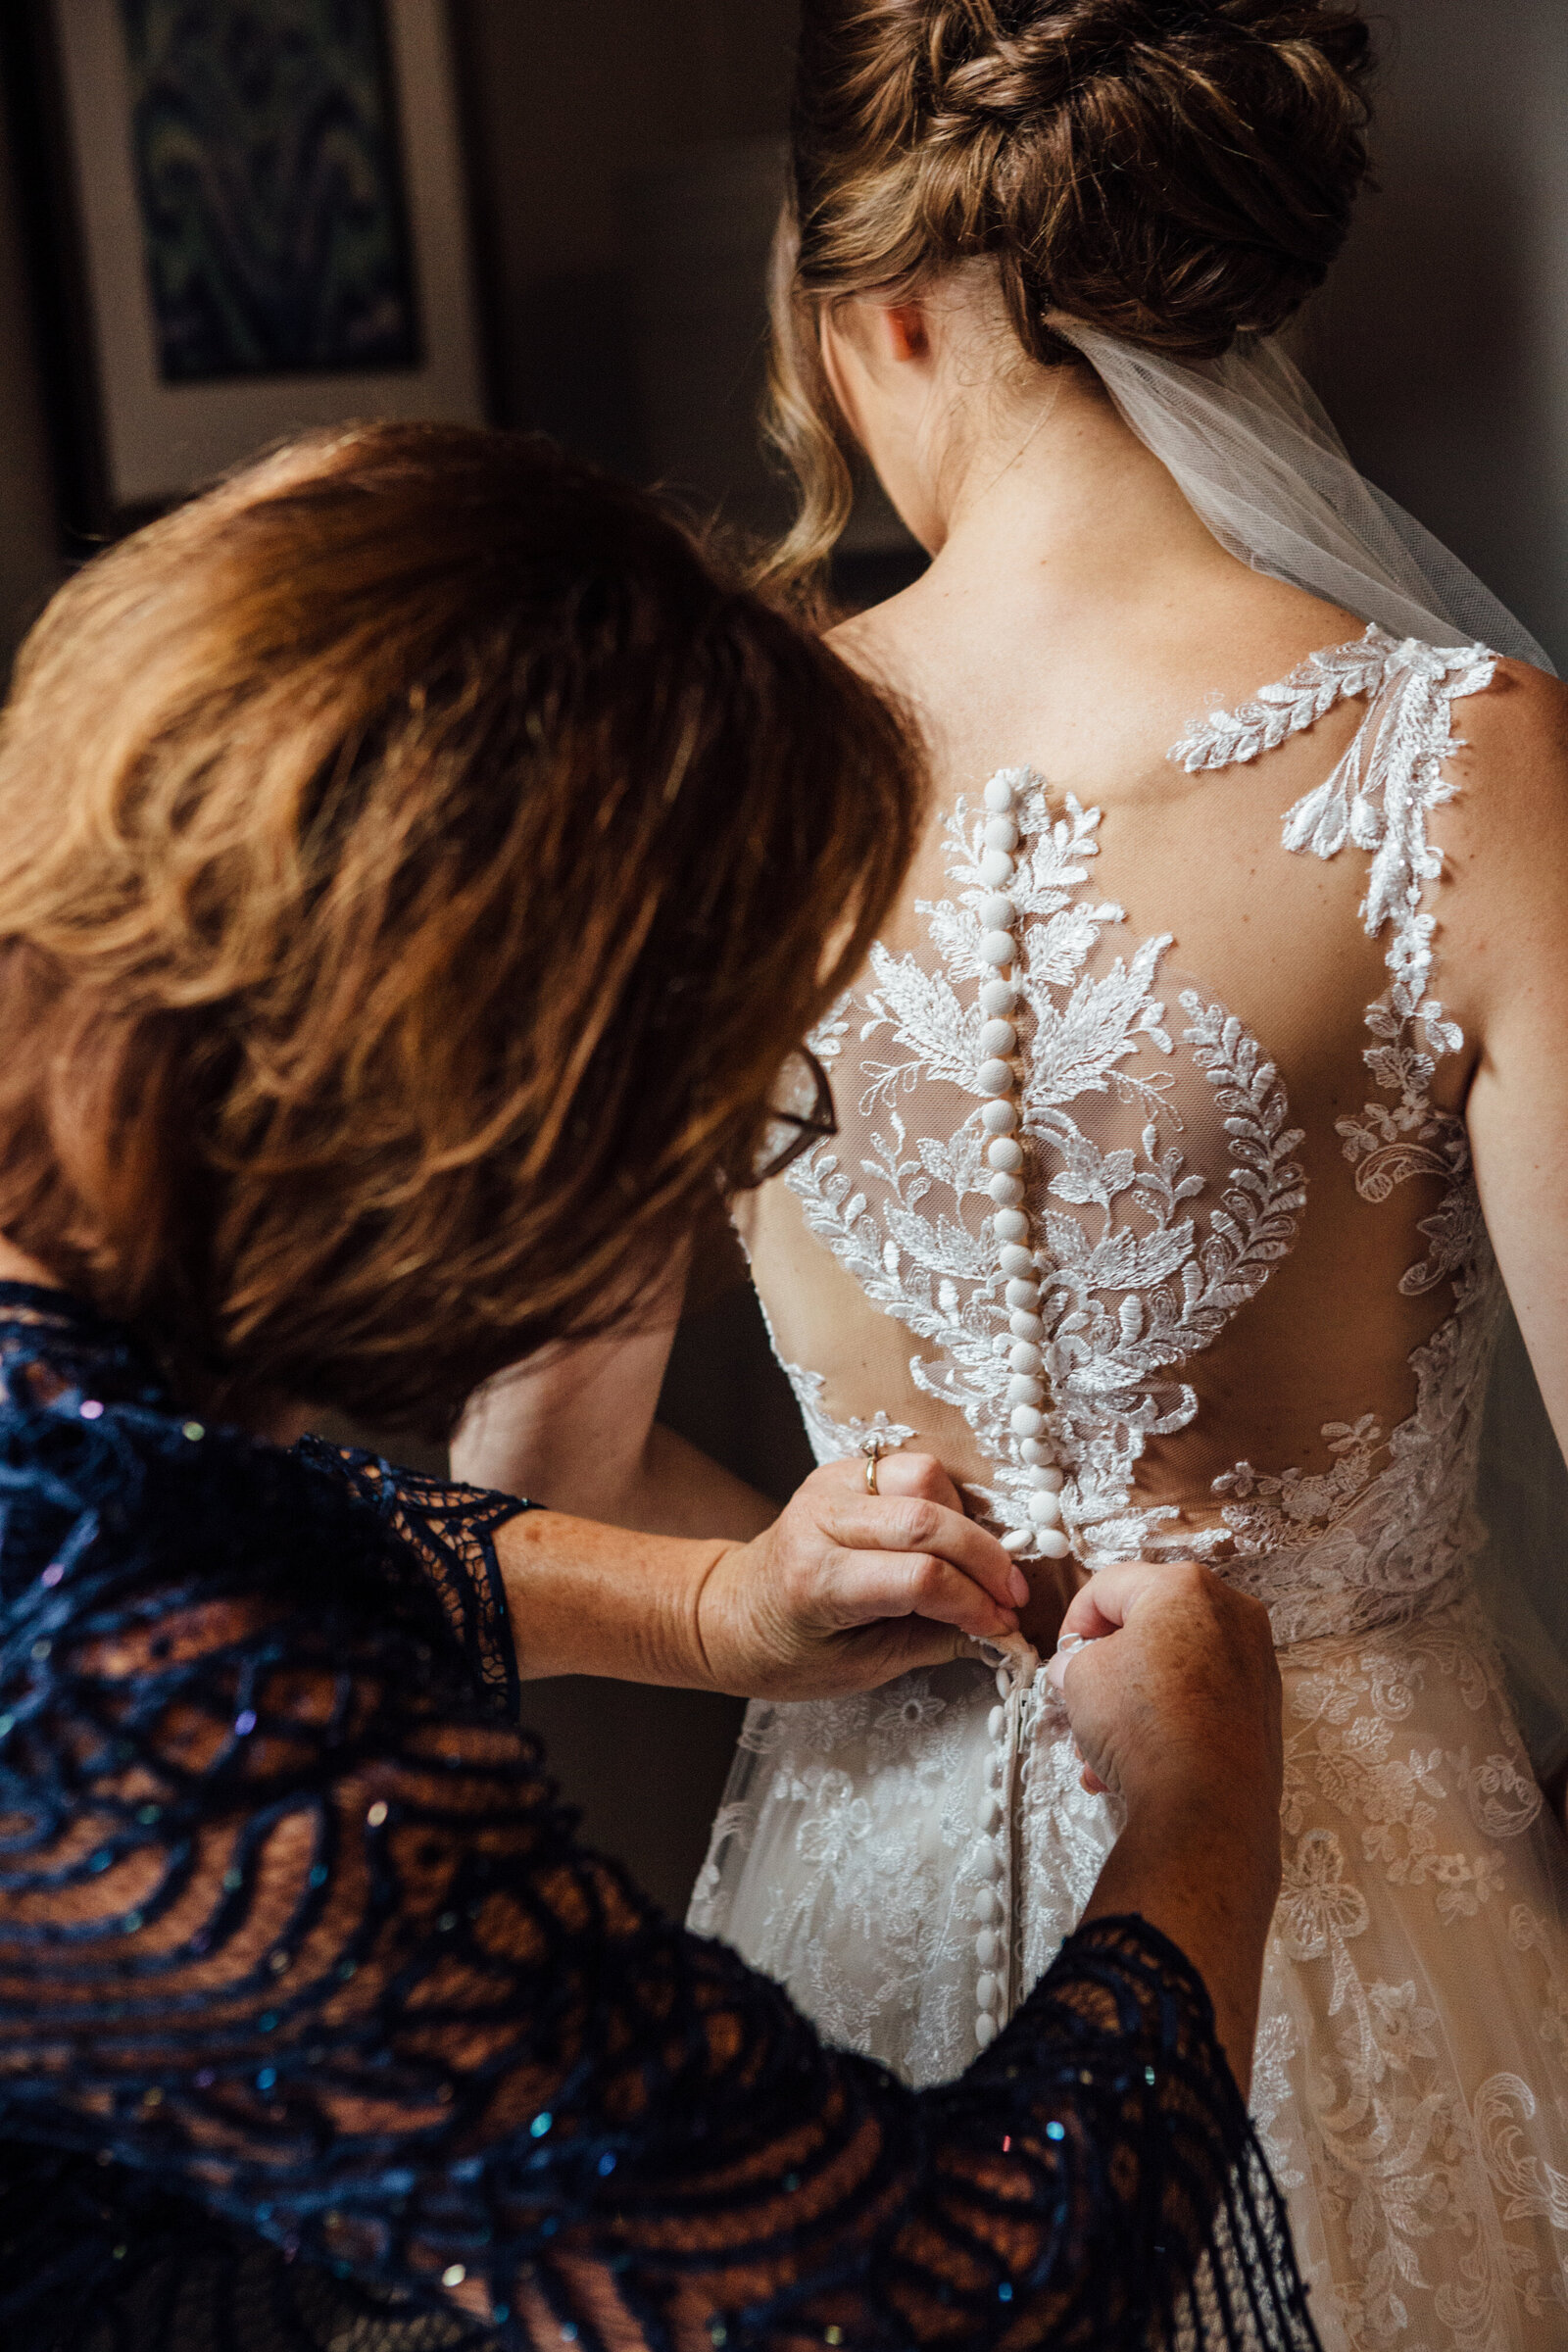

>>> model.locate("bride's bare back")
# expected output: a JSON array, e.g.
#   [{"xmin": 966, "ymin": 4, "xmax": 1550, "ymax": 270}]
[{"xmin": 748, "ymin": 571, "xmax": 1502, "ymax": 1649}]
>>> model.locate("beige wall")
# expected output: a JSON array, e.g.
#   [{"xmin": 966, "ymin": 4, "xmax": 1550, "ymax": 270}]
[{"xmin": 0, "ymin": 0, "xmax": 804, "ymax": 664}]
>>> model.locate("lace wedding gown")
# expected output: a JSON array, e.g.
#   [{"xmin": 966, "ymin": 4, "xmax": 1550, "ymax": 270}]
[{"xmin": 690, "ymin": 625, "xmax": 1568, "ymax": 2352}]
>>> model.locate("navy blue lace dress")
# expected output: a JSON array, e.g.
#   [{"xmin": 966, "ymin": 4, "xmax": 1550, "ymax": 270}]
[{"xmin": 0, "ymin": 1287, "xmax": 1318, "ymax": 2351}]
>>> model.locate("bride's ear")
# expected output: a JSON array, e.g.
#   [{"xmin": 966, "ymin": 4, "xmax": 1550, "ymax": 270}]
[
  {"xmin": 818, "ymin": 294, "xmax": 953, "ymax": 556},
  {"xmin": 882, "ymin": 303, "xmax": 931, "ymax": 366},
  {"xmin": 819, "ymin": 298, "xmax": 936, "ymax": 458},
  {"xmin": 822, "ymin": 298, "xmax": 932, "ymax": 383}
]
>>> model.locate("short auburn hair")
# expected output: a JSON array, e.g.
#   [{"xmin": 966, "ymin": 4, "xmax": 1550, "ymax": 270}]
[{"xmin": 0, "ymin": 424, "xmax": 922, "ymax": 1435}]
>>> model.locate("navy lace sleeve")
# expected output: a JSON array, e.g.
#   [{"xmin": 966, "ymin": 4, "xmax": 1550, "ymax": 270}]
[
  {"xmin": 294, "ymin": 1437, "xmax": 532, "ymax": 1724},
  {"xmin": 0, "ymin": 1293, "xmax": 1319, "ymax": 2352}
]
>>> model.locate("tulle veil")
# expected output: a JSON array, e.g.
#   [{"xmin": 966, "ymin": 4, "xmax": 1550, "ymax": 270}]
[{"xmin": 1058, "ymin": 321, "xmax": 1568, "ymax": 1778}]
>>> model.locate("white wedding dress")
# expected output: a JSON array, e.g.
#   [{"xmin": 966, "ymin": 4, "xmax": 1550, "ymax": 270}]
[{"xmin": 689, "ymin": 614, "xmax": 1568, "ymax": 2351}]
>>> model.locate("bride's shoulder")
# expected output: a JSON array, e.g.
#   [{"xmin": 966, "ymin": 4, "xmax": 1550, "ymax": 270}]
[
  {"xmin": 824, "ymin": 580, "xmax": 927, "ymax": 694},
  {"xmin": 1444, "ymin": 654, "xmax": 1568, "ymax": 837},
  {"xmin": 1433, "ymin": 654, "xmax": 1568, "ymax": 1027},
  {"xmin": 1456, "ymin": 649, "xmax": 1568, "ymax": 750}
]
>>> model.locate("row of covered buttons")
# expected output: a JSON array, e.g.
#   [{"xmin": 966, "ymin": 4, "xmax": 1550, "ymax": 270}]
[
  {"xmin": 972, "ymin": 1667, "xmax": 1015, "ymax": 2047},
  {"xmin": 976, "ymin": 769, "xmax": 1072, "ymax": 1566}
]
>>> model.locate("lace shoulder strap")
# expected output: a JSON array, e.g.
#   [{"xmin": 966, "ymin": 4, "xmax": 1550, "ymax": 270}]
[
  {"xmin": 1172, "ymin": 626, "xmax": 1495, "ymax": 1008},
  {"xmin": 1179, "ymin": 629, "xmax": 1498, "ymax": 1300}
]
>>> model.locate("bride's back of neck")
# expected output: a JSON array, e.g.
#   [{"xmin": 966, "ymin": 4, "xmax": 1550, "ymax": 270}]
[{"xmin": 830, "ymin": 265, "xmax": 1350, "ymax": 741}]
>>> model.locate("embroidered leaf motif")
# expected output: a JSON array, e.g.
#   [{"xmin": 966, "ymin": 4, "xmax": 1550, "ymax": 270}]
[
  {"xmin": 1173, "ymin": 630, "xmax": 1391, "ymax": 772},
  {"xmin": 786, "ymin": 774, "xmax": 1308, "ymax": 1561}
]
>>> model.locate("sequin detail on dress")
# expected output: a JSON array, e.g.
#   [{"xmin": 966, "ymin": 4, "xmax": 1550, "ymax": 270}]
[{"xmin": 0, "ymin": 1287, "xmax": 1314, "ymax": 2352}]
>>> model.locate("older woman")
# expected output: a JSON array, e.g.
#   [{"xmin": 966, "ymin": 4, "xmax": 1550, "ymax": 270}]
[{"xmin": 0, "ymin": 424, "xmax": 1302, "ymax": 2351}]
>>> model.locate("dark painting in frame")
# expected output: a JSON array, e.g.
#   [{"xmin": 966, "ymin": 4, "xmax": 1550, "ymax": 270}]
[
  {"xmin": 7, "ymin": 0, "xmax": 487, "ymax": 538},
  {"xmin": 122, "ymin": 0, "xmax": 423, "ymax": 385}
]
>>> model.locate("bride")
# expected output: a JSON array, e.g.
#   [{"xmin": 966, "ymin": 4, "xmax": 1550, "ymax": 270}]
[{"xmin": 458, "ymin": 2, "xmax": 1568, "ymax": 2342}]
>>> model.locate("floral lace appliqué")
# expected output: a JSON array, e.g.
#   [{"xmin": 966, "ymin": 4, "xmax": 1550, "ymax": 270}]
[
  {"xmin": 789, "ymin": 778, "xmax": 1304, "ymax": 1569},
  {"xmin": 1177, "ymin": 629, "xmax": 1503, "ymax": 1586}
]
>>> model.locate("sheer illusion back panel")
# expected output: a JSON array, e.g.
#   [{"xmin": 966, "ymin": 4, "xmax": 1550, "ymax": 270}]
[{"xmin": 747, "ymin": 632, "xmax": 1476, "ymax": 1580}]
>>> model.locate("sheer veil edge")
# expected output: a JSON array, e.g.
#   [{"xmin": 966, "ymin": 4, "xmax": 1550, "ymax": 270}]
[
  {"xmin": 1058, "ymin": 322, "xmax": 1567, "ymax": 1777},
  {"xmin": 1060, "ymin": 324, "xmax": 1552, "ymax": 666}
]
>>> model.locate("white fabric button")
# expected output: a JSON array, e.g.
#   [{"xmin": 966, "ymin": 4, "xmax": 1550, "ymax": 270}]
[
  {"xmin": 979, "ymin": 849, "xmax": 1013, "ymax": 888},
  {"xmin": 1037, "ymin": 1529, "xmax": 1072, "ymax": 1560},
  {"xmin": 1001, "ymin": 1529, "xmax": 1033, "ymax": 1553},
  {"xmin": 1011, "ymin": 1405, "xmax": 1046, "ymax": 1438},
  {"xmin": 985, "ymin": 815, "xmax": 1018, "ymax": 851},
  {"xmin": 975, "ymin": 2012, "xmax": 999, "ymax": 2049},
  {"xmin": 976, "ymin": 1972, "xmax": 1000, "ymax": 2014},
  {"xmin": 979, "ymin": 1019, "xmax": 1017, "ymax": 1057},
  {"xmin": 982, "ymin": 1099, "xmax": 1018, "ymax": 1133},
  {"xmin": 1030, "ymin": 1465, "xmax": 1065, "ymax": 1493},
  {"xmin": 973, "ymin": 1886, "xmax": 1001, "ymax": 1925},
  {"xmin": 1010, "ymin": 1310, "xmax": 1045, "ymax": 1341},
  {"xmin": 975, "ymin": 1927, "xmax": 1000, "ymax": 1968},
  {"xmin": 1000, "ymin": 1244, "xmax": 1034, "ymax": 1280},
  {"xmin": 979, "ymin": 979, "xmax": 1017, "ymax": 1016},
  {"xmin": 981, "ymin": 932, "xmax": 1014, "ymax": 969},
  {"xmin": 1010, "ymin": 1343, "xmax": 1043, "ymax": 1373},
  {"xmin": 974, "ymin": 1841, "xmax": 1003, "ymax": 1881},
  {"xmin": 1005, "ymin": 1279, "xmax": 1041, "ymax": 1310},
  {"xmin": 984, "ymin": 777, "xmax": 1015, "ymax": 813},
  {"xmin": 979, "ymin": 1057, "xmax": 1014, "ymax": 1095},
  {"xmin": 1027, "ymin": 1489, "xmax": 1062, "ymax": 1527},
  {"xmin": 989, "ymin": 1173, "xmax": 1024, "ymax": 1207},
  {"xmin": 980, "ymin": 894, "xmax": 1015, "ymax": 932},
  {"xmin": 987, "ymin": 1136, "xmax": 1023, "ymax": 1172},
  {"xmin": 1020, "ymin": 1439, "xmax": 1050, "ymax": 1465},
  {"xmin": 1008, "ymin": 1375, "xmax": 1044, "ymax": 1407},
  {"xmin": 988, "ymin": 1705, "xmax": 1005, "ymax": 1740}
]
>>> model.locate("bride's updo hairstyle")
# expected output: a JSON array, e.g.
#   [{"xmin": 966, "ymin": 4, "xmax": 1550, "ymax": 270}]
[{"xmin": 770, "ymin": 0, "xmax": 1375, "ymax": 592}]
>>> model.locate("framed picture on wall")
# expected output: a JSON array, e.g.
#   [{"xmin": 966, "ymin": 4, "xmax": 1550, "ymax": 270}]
[{"xmin": 12, "ymin": 0, "xmax": 487, "ymax": 532}]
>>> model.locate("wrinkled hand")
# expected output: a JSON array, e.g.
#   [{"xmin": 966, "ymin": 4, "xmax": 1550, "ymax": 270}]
[
  {"xmin": 697, "ymin": 1454, "xmax": 1028, "ymax": 1699},
  {"xmin": 1047, "ymin": 1560, "xmax": 1283, "ymax": 1836},
  {"xmin": 1048, "ymin": 1562, "xmax": 1285, "ymax": 2101}
]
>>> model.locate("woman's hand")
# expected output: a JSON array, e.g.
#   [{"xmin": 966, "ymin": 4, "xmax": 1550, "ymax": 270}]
[
  {"xmin": 498, "ymin": 1454, "xmax": 1024, "ymax": 1699},
  {"xmin": 696, "ymin": 1453, "xmax": 1028, "ymax": 1699},
  {"xmin": 1047, "ymin": 1559, "xmax": 1282, "ymax": 1819},
  {"xmin": 1047, "ymin": 1561, "xmax": 1284, "ymax": 2098}
]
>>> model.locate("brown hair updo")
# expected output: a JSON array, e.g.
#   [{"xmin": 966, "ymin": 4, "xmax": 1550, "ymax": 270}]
[{"xmin": 768, "ymin": 0, "xmax": 1376, "ymax": 592}]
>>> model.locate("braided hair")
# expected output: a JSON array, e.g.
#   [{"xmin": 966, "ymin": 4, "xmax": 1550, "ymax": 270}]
[{"xmin": 765, "ymin": 0, "xmax": 1375, "ymax": 599}]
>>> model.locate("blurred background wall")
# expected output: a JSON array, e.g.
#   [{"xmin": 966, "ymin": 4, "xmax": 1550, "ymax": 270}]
[
  {"xmin": 0, "ymin": 1, "xmax": 1561, "ymax": 1911},
  {"xmin": 1306, "ymin": 0, "xmax": 1568, "ymax": 670}
]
